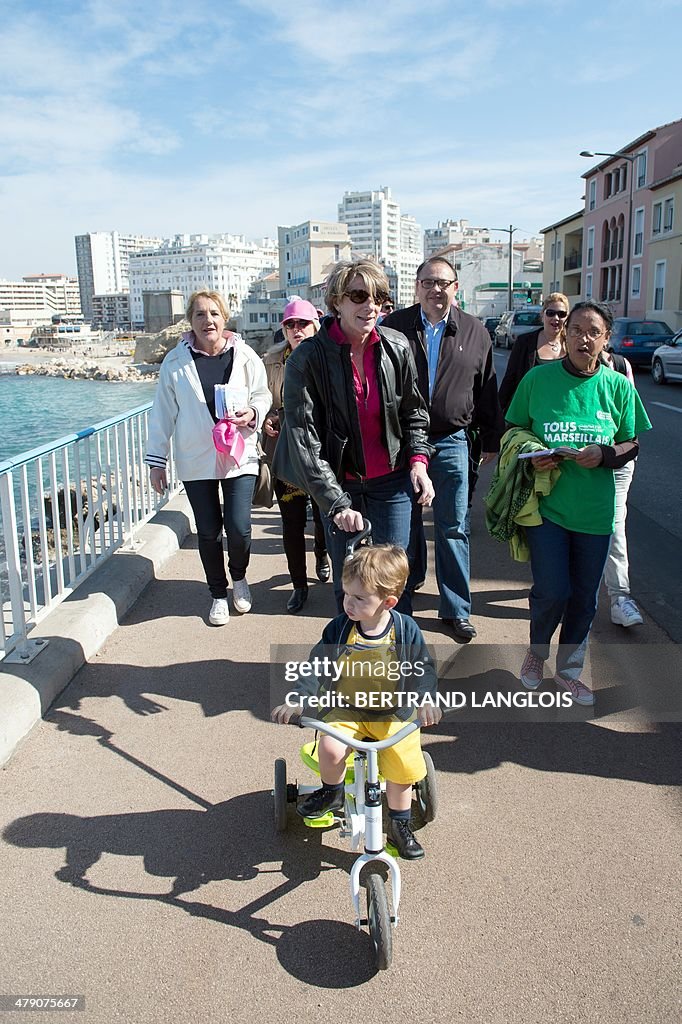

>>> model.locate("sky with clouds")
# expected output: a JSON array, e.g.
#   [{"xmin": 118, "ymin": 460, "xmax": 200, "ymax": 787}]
[{"xmin": 1, "ymin": 0, "xmax": 681, "ymax": 278}]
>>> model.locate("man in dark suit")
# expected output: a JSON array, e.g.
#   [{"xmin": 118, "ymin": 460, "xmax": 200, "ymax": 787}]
[{"xmin": 382, "ymin": 258, "xmax": 504, "ymax": 641}]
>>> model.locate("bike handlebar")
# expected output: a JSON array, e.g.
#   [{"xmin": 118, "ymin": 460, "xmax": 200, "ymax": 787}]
[
  {"xmin": 344, "ymin": 517, "xmax": 372, "ymax": 561},
  {"xmin": 288, "ymin": 714, "xmax": 419, "ymax": 751}
]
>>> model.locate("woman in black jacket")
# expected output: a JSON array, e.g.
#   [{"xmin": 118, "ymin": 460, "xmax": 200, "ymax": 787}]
[
  {"xmin": 272, "ymin": 259, "xmax": 434, "ymax": 613},
  {"xmin": 498, "ymin": 293, "xmax": 570, "ymax": 412}
]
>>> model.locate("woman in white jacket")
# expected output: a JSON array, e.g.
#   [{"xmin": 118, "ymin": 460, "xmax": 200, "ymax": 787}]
[{"xmin": 145, "ymin": 290, "xmax": 271, "ymax": 625}]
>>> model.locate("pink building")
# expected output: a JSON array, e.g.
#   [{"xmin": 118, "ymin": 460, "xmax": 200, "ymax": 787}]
[{"xmin": 581, "ymin": 117, "xmax": 682, "ymax": 319}]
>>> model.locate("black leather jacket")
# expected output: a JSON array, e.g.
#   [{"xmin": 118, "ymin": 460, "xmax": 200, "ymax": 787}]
[{"xmin": 272, "ymin": 317, "xmax": 432, "ymax": 516}]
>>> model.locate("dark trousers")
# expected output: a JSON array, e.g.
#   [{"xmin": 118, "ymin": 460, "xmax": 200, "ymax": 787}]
[
  {"xmin": 526, "ymin": 517, "xmax": 611, "ymax": 680},
  {"xmin": 184, "ymin": 476, "xmax": 255, "ymax": 597},
  {"xmin": 322, "ymin": 470, "xmax": 413, "ymax": 615},
  {"xmin": 274, "ymin": 481, "xmax": 326, "ymax": 588}
]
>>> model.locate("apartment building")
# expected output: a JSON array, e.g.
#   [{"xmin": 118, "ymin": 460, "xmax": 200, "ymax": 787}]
[
  {"xmin": 646, "ymin": 148, "xmax": 682, "ymax": 329},
  {"xmin": 0, "ymin": 274, "xmax": 81, "ymax": 324},
  {"xmin": 424, "ymin": 219, "xmax": 491, "ymax": 260},
  {"xmin": 541, "ymin": 212, "xmax": 583, "ymax": 301},
  {"xmin": 338, "ymin": 187, "xmax": 423, "ymax": 307},
  {"xmin": 127, "ymin": 234, "xmax": 278, "ymax": 328},
  {"xmin": 75, "ymin": 231, "xmax": 163, "ymax": 322},
  {"xmin": 338, "ymin": 186, "xmax": 401, "ymax": 263},
  {"xmin": 91, "ymin": 292, "xmax": 132, "ymax": 330},
  {"xmin": 581, "ymin": 117, "xmax": 682, "ymax": 320},
  {"xmin": 277, "ymin": 220, "xmax": 351, "ymax": 297},
  {"xmin": 396, "ymin": 215, "xmax": 424, "ymax": 308}
]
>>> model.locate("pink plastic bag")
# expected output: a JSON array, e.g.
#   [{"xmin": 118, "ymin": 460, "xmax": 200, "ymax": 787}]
[{"xmin": 212, "ymin": 419, "xmax": 246, "ymax": 466}]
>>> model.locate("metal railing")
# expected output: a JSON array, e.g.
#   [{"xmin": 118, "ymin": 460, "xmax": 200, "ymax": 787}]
[{"xmin": 0, "ymin": 403, "xmax": 179, "ymax": 663}]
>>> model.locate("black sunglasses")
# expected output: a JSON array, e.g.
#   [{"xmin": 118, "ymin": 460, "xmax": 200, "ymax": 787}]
[
  {"xmin": 344, "ymin": 289, "xmax": 389, "ymax": 305},
  {"xmin": 544, "ymin": 309, "xmax": 568, "ymax": 319},
  {"xmin": 283, "ymin": 319, "xmax": 312, "ymax": 329}
]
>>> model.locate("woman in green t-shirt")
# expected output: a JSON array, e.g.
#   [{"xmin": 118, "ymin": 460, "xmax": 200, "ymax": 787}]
[{"xmin": 505, "ymin": 300, "xmax": 651, "ymax": 706}]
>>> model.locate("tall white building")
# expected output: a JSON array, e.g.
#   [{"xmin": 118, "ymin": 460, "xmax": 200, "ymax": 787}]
[
  {"xmin": 75, "ymin": 231, "xmax": 163, "ymax": 322},
  {"xmin": 127, "ymin": 234, "xmax": 278, "ymax": 328},
  {"xmin": 278, "ymin": 220, "xmax": 351, "ymax": 297},
  {"xmin": 424, "ymin": 219, "xmax": 491, "ymax": 260},
  {"xmin": 338, "ymin": 187, "xmax": 401, "ymax": 263},
  {"xmin": 338, "ymin": 188, "xmax": 422, "ymax": 307},
  {"xmin": 397, "ymin": 215, "xmax": 424, "ymax": 308}
]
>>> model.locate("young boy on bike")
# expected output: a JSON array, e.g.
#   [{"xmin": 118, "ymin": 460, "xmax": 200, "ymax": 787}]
[{"xmin": 272, "ymin": 545, "xmax": 441, "ymax": 859}]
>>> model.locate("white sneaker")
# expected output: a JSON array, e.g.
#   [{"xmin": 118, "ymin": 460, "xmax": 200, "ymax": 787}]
[
  {"xmin": 232, "ymin": 579, "xmax": 252, "ymax": 614},
  {"xmin": 209, "ymin": 598, "xmax": 230, "ymax": 626},
  {"xmin": 610, "ymin": 596, "xmax": 643, "ymax": 628}
]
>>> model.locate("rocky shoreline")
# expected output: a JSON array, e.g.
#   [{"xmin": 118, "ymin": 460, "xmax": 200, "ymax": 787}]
[{"xmin": 13, "ymin": 359, "xmax": 159, "ymax": 382}]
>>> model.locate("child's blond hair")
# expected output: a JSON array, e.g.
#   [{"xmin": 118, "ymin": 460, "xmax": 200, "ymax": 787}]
[{"xmin": 341, "ymin": 545, "xmax": 408, "ymax": 601}]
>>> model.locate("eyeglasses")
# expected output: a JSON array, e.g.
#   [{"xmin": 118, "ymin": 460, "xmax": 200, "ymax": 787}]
[
  {"xmin": 343, "ymin": 289, "xmax": 389, "ymax": 305},
  {"xmin": 418, "ymin": 277, "xmax": 457, "ymax": 291},
  {"xmin": 567, "ymin": 324, "xmax": 606, "ymax": 342},
  {"xmin": 283, "ymin": 319, "xmax": 312, "ymax": 330},
  {"xmin": 544, "ymin": 309, "xmax": 568, "ymax": 320}
]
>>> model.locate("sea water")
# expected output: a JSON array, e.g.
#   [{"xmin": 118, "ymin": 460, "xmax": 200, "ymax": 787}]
[{"xmin": 0, "ymin": 371, "xmax": 158, "ymax": 463}]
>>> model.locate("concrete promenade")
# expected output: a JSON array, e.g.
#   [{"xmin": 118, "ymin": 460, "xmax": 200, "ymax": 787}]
[{"xmin": 0, "ymin": 489, "xmax": 680, "ymax": 1024}]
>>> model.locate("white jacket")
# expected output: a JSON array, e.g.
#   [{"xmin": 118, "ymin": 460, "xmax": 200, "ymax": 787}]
[{"xmin": 145, "ymin": 334, "xmax": 271, "ymax": 481}]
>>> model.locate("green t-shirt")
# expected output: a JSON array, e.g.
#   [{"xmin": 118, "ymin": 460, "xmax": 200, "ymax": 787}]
[{"xmin": 505, "ymin": 361, "xmax": 651, "ymax": 534}]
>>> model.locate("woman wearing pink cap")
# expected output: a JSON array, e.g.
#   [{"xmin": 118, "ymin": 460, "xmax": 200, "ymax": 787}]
[
  {"xmin": 263, "ymin": 299, "xmax": 330, "ymax": 614},
  {"xmin": 145, "ymin": 290, "xmax": 271, "ymax": 625}
]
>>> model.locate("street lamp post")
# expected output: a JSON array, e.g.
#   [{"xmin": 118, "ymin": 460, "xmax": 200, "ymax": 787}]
[
  {"xmin": 580, "ymin": 150, "xmax": 636, "ymax": 317},
  {"xmin": 492, "ymin": 224, "xmax": 518, "ymax": 310}
]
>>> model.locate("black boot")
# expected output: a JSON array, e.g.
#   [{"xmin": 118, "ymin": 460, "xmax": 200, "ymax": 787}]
[
  {"xmin": 287, "ymin": 586, "xmax": 308, "ymax": 614},
  {"xmin": 297, "ymin": 785, "xmax": 344, "ymax": 818},
  {"xmin": 315, "ymin": 555, "xmax": 331, "ymax": 582},
  {"xmin": 386, "ymin": 817, "xmax": 425, "ymax": 860}
]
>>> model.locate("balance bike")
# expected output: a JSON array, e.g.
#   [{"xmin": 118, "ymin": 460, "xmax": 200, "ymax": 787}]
[{"xmin": 273, "ymin": 715, "xmax": 438, "ymax": 970}]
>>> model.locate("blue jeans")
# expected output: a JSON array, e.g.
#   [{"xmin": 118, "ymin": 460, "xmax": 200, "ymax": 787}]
[
  {"xmin": 407, "ymin": 494, "xmax": 428, "ymax": 593},
  {"xmin": 323, "ymin": 470, "xmax": 413, "ymax": 614},
  {"xmin": 526, "ymin": 517, "xmax": 611, "ymax": 680},
  {"xmin": 184, "ymin": 475, "xmax": 255, "ymax": 597},
  {"xmin": 429, "ymin": 430, "xmax": 471, "ymax": 619}
]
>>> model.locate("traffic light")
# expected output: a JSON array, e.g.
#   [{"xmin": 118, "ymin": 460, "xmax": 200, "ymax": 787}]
[{"xmin": 526, "ymin": 289, "xmax": 533, "ymax": 303}]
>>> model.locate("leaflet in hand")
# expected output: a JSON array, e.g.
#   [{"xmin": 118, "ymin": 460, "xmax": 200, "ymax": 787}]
[
  {"xmin": 215, "ymin": 384, "xmax": 249, "ymax": 419},
  {"xmin": 518, "ymin": 446, "xmax": 583, "ymax": 460}
]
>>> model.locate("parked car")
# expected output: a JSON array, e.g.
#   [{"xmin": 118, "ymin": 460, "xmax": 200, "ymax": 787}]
[
  {"xmin": 494, "ymin": 308, "xmax": 542, "ymax": 350},
  {"xmin": 481, "ymin": 316, "xmax": 501, "ymax": 340},
  {"xmin": 651, "ymin": 329, "xmax": 682, "ymax": 385},
  {"xmin": 608, "ymin": 318, "xmax": 674, "ymax": 368}
]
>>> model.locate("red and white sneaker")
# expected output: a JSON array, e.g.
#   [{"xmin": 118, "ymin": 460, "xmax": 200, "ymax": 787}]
[
  {"xmin": 520, "ymin": 650, "xmax": 545, "ymax": 690},
  {"xmin": 554, "ymin": 673, "xmax": 595, "ymax": 706}
]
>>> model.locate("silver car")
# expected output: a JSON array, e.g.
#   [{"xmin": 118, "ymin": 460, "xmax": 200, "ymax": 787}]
[
  {"xmin": 651, "ymin": 329, "xmax": 682, "ymax": 385},
  {"xmin": 494, "ymin": 308, "xmax": 542, "ymax": 350}
]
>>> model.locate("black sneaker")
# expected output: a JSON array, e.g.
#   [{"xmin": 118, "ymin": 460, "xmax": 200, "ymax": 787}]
[
  {"xmin": 386, "ymin": 818, "xmax": 425, "ymax": 860},
  {"xmin": 296, "ymin": 786, "xmax": 344, "ymax": 819}
]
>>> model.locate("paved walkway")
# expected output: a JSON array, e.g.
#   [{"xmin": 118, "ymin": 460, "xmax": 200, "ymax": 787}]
[{"xmin": 0, "ymin": 491, "xmax": 680, "ymax": 1024}]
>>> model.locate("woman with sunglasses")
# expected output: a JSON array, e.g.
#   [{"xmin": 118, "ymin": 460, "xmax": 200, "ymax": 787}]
[
  {"xmin": 498, "ymin": 293, "xmax": 570, "ymax": 413},
  {"xmin": 263, "ymin": 299, "xmax": 330, "ymax": 614},
  {"xmin": 273, "ymin": 259, "xmax": 434, "ymax": 613}
]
